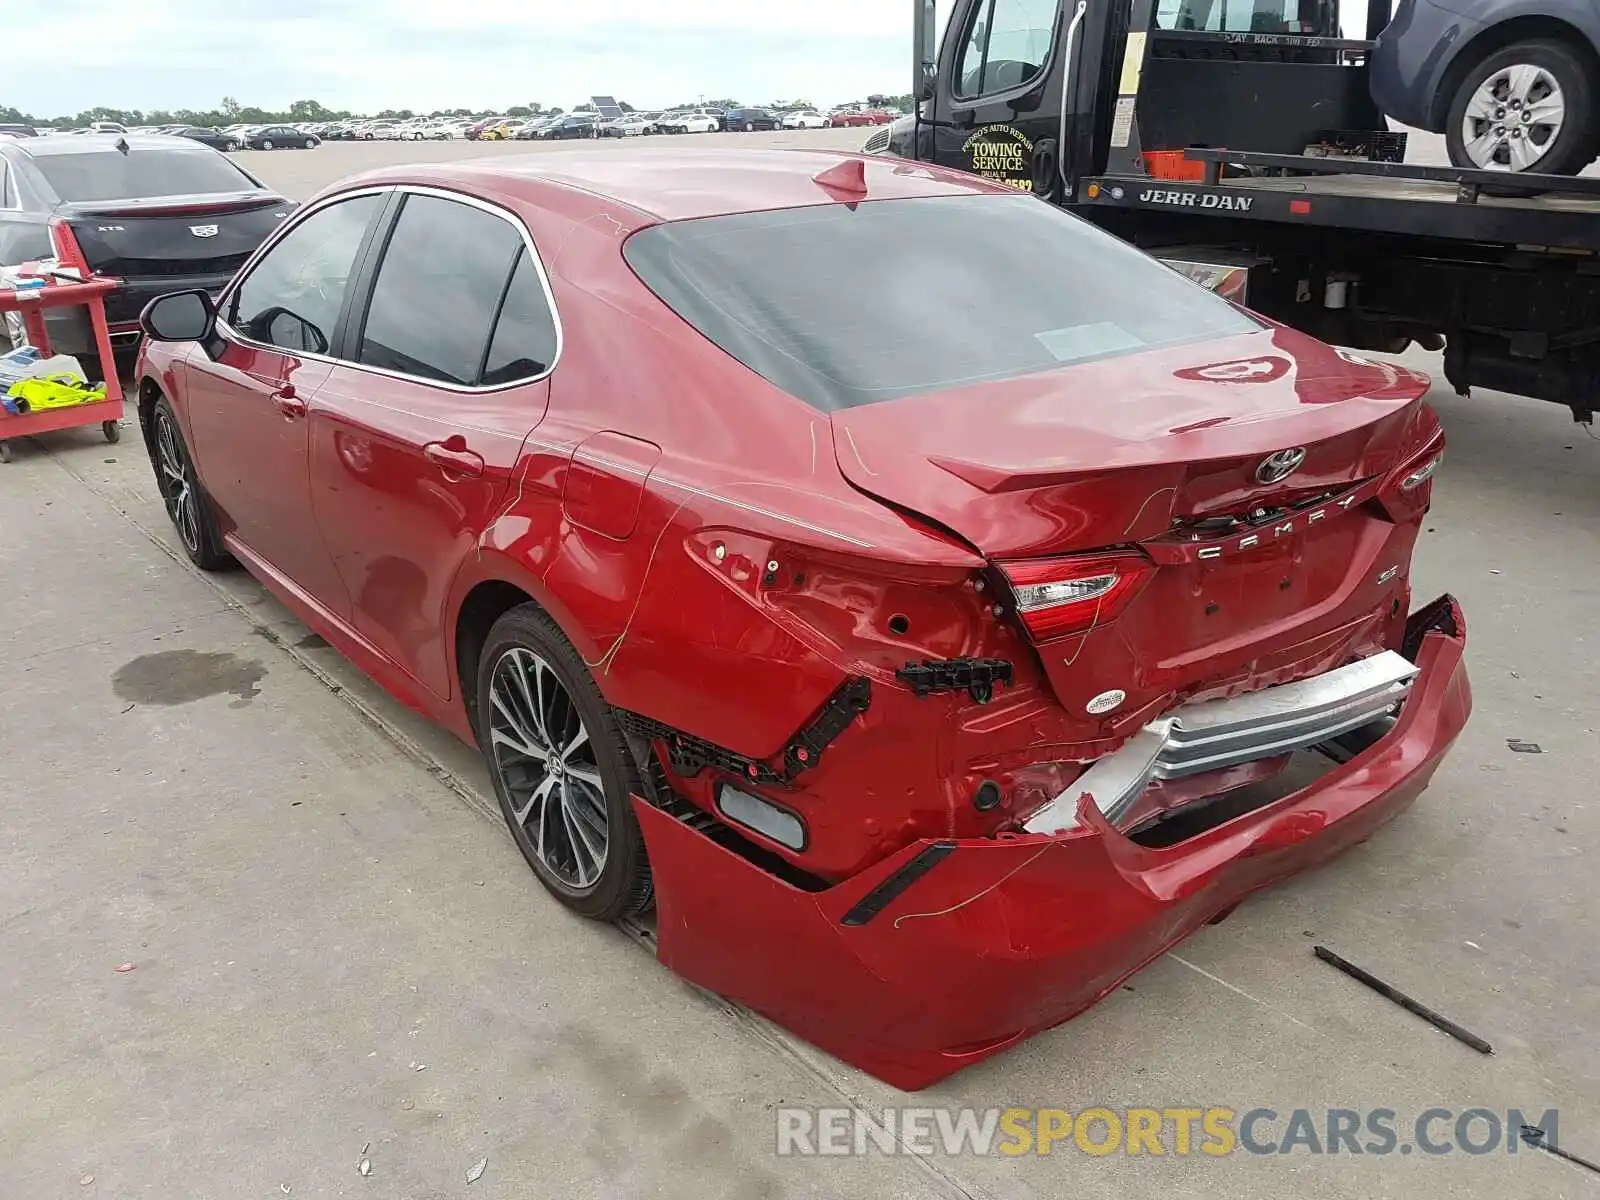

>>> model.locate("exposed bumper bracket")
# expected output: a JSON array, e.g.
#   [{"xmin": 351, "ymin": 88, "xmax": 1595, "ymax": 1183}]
[{"xmin": 1024, "ymin": 650, "xmax": 1420, "ymax": 834}]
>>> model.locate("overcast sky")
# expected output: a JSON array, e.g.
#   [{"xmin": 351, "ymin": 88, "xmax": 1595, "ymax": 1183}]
[{"xmin": 11, "ymin": 0, "xmax": 940, "ymax": 116}]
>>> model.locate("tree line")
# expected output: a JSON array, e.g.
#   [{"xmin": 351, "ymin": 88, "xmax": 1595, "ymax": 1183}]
[{"xmin": 0, "ymin": 93, "xmax": 901, "ymax": 131}]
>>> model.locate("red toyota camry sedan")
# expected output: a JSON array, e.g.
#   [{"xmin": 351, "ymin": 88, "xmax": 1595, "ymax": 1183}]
[{"xmin": 134, "ymin": 147, "xmax": 1470, "ymax": 1088}]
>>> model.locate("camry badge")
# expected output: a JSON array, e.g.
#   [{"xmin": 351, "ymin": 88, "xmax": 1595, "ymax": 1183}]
[
  {"xmin": 1255, "ymin": 448, "xmax": 1307, "ymax": 484},
  {"xmin": 190, "ymin": 224, "xmax": 220, "ymax": 238}
]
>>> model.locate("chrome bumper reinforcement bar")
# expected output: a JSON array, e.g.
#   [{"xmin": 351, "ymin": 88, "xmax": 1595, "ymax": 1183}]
[{"xmin": 1023, "ymin": 651, "xmax": 1421, "ymax": 835}]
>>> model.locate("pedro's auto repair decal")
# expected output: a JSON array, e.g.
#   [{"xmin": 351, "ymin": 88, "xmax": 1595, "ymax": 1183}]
[
  {"xmin": 963, "ymin": 125, "xmax": 1033, "ymax": 191},
  {"xmin": 1174, "ymin": 357, "xmax": 1292, "ymax": 384}
]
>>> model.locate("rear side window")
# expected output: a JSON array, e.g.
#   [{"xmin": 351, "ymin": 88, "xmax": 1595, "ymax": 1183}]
[
  {"xmin": 29, "ymin": 148, "xmax": 257, "ymax": 202},
  {"xmin": 480, "ymin": 248, "xmax": 559, "ymax": 385},
  {"xmin": 357, "ymin": 194, "xmax": 530, "ymax": 386},
  {"xmin": 227, "ymin": 192, "xmax": 383, "ymax": 354},
  {"xmin": 624, "ymin": 194, "xmax": 1260, "ymax": 412}
]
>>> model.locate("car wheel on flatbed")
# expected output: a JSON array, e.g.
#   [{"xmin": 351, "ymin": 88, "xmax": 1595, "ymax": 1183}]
[
  {"xmin": 1446, "ymin": 39, "xmax": 1598, "ymax": 174},
  {"xmin": 476, "ymin": 603, "xmax": 653, "ymax": 922}
]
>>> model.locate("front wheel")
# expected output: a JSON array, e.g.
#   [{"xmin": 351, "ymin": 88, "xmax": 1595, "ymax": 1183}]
[
  {"xmin": 477, "ymin": 605, "xmax": 653, "ymax": 921},
  {"xmin": 148, "ymin": 397, "xmax": 230, "ymax": 570},
  {"xmin": 302, "ymin": 138, "xmax": 315, "ymax": 148},
  {"xmin": 261, "ymin": 139, "xmax": 274, "ymax": 150},
  {"xmin": 1445, "ymin": 39, "xmax": 1598, "ymax": 174}
]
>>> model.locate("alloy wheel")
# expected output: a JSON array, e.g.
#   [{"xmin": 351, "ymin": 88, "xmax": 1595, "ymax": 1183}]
[
  {"xmin": 155, "ymin": 411, "xmax": 200, "ymax": 554},
  {"xmin": 1462, "ymin": 63, "xmax": 1565, "ymax": 171},
  {"xmin": 487, "ymin": 647, "xmax": 609, "ymax": 891}
]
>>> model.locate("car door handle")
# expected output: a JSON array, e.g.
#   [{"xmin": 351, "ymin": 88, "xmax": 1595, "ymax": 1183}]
[
  {"xmin": 424, "ymin": 437, "xmax": 485, "ymax": 478},
  {"xmin": 271, "ymin": 385, "xmax": 306, "ymax": 418}
]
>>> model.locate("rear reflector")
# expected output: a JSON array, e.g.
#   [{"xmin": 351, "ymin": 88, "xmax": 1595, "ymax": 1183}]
[
  {"xmin": 717, "ymin": 785, "xmax": 806, "ymax": 851},
  {"xmin": 1000, "ymin": 550, "xmax": 1156, "ymax": 640}
]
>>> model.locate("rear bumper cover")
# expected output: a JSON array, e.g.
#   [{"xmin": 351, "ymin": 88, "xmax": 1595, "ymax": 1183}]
[{"xmin": 635, "ymin": 597, "xmax": 1470, "ymax": 1090}]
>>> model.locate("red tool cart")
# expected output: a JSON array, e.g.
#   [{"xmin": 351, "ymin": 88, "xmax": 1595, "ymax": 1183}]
[{"xmin": 0, "ymin": 275, "xmax": 125, "ymax": 463}]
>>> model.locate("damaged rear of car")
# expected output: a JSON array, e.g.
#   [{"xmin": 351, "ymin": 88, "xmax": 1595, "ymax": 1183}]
[{"xmin": 616, "ymin": 187, "xmax": 1470, "ymax": 1088}]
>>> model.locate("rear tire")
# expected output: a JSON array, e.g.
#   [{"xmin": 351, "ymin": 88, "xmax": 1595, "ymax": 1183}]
[
  {"xmin": 1445, "ymin": 39, "xmax": 1598, "ymax": 175},
  {"xmin": 476, "ymin": 604, "xmax": 653, "ymax": 922}
]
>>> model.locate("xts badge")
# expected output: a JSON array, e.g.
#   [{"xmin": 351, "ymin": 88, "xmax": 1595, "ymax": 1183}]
[
  {"xmin": 1138, "ymin": 188, "xmax": 1253, "ymax": 211},
  {"xmin": 963, "ymin": 125, "xmax": 1034, "ymax": 191}
]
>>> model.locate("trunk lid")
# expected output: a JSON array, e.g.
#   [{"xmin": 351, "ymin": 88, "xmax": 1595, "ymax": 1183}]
[
  {"xmin": 57, "ymin": 192, "xmax": 291, "ymax": 280},
  {"xmin": 832, "ymin": 328, "xmax": 1438, "ymax": 713}
]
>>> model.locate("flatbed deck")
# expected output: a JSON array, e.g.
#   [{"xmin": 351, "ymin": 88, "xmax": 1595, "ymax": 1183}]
[{"xmin": 1081, "ymin": 155, "xmax": 1600, "ymax": 251}]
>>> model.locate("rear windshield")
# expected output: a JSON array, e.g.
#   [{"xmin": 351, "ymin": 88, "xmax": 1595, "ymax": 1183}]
[
  {"xmin": 32, "ymin": 147, "xmax": 257, "ymax": 203},
  {"xmin": 623, "ymin": 194, "xmax": 1260, "ymax": 411}
]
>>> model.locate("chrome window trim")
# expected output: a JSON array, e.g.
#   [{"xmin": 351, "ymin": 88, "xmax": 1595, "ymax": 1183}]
[{"xmin": 214, "ymin": 182, "xmax": 564, "ymax": 394}]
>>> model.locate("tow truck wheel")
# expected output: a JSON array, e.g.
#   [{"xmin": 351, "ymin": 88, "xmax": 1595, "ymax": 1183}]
[{"xmin": 1446, "ymin": 39, "xmax": 1597, "ymax": 175}]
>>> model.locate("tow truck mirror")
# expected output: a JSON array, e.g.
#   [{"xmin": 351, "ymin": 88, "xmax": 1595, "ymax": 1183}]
[{"xmin": 914, "ymin": 0, "xmax": 938, "ymax": 102}]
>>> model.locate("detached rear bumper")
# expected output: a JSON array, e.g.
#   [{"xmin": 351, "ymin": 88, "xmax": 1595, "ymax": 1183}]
[{"xmin": 635, "ymin": 597, "xmax": 1470, "ymax": 1090}]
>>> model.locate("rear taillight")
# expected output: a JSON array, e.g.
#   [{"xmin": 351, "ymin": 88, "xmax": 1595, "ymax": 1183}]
[
  {"xmin": 999, "ymin": 550, "xmax": 1156, "ymax": 640},
  {"xmin": 1399, "ymin": 450, "xmax": 1442, "ymax": 490},
  {"xmin": 47, "ymin": 217, "xmax": 92, "ymax": 275},
  {"xmin": 1379, "ymin": 434, "xmax": 1445, "ymax": 520}
]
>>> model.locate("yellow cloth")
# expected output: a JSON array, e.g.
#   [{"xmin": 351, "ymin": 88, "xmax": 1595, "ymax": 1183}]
[{"xmin": 6, "ymin": 374, "xmax": 106, "ymax": 412}]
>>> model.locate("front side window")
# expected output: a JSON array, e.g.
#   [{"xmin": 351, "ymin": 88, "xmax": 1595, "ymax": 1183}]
[
  {"xmin": 958, "ymin": 0, "xmax": 1062, "ymax": 98},
  {"xmin": 356, "ymin": 194, "xmax": 527, "ymax": 386},
  {"xmin": 227, "ymin": 192, "xmax": 383, "ymax": 354},
  {"xmin": 624, "ymin": 194, "xmax": 1260, "ymax": 413}
]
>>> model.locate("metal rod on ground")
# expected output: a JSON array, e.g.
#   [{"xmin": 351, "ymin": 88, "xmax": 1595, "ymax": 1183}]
[
  {"xmin": 1312, "ymin": 945, "xmax": 1494, "ymax": 1055},
  {"xmin": 1520, "ymin": 1126, "xmax": 1600, "ymax": 1177}
]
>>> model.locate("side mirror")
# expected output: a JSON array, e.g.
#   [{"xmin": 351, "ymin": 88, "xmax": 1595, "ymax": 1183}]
[
  {"xmin": 913, "ymin": 0, "xmax": 939, "ymax": 102},
  {"xmin": 140, "ymin": 289, "xmax": 216, "ymax": 342}
]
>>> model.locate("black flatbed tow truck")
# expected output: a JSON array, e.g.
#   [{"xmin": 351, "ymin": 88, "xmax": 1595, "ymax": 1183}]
[{"xmin": 877, "ymin": 0, "xmax": 1600, "ymax": 423}]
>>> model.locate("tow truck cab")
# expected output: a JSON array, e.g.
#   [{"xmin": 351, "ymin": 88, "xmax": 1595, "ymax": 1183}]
[{"xmin": 886, "ymin": 0, "xmax": 1600, "ymax": 424}]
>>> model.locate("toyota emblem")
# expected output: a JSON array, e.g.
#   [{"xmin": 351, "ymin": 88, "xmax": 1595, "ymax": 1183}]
[
  {"xmin": 1255, "ymin": 447, "xmax": 1307, "ymax": 484},
  {"xmin": 190, "ymin": 224, "xmax": 219, "ymax": 238}
]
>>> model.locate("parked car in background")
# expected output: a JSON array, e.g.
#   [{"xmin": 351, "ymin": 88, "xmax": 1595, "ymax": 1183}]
[
  {"xmin": 721, "ymin": 108, "xmax": 779, "ymax": 132},
  {"xmin": 604, "ymin": 114, "xmax": 656, "ymax": 137},
  {"xmin": 172, "ymin": 126, "xmax": 243, "ymax": 152},
  {"xmin": 659, "ymin": 109, "xmax": 720, "ymax": 134},
  {"xmin": 0, "ymin": 123, "xmax": 37, "ymax": 138},
  {"xmin": 0, "ymin": 134, "xmax": 288, "ymax": 370},
  {"xmin": 465, "ymin": 117, "xmax": 508, "ymax": 140},
  {"xmin": 87, "ymin": 121, "xmax": 128, "ymax": 134},
  {"xmin": 132, "ymin": 147, "xmax": 1468, "ymax": 1091},
  {"xmin": 780, "ymin": 110, "xmax": 827, "ymax": 129},
  {"xmin": 244, "ymin": 125, "xmax": 319, "ymax": 150},
  {"xmin": 1371, "ymin": 4, "xmax": 1600, "ymax": 174},
  {"xmin": 536, "ymin": 114, "xmax": 601, "ymax": 140},
  {"xmin": 828, "ymin": 109, "xmax": 893, "ymax": 127},
  {"xmin": 481, "ymin": 120, "xmax": 527, "ymax": 141}
]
